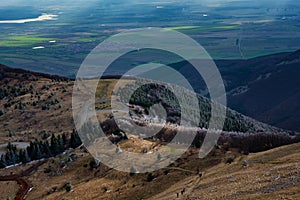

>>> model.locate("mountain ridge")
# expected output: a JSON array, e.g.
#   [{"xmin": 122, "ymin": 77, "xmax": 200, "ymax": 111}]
[{"xmin": 0, "ymin": 60, "xmax": 299, "ymax": 200}]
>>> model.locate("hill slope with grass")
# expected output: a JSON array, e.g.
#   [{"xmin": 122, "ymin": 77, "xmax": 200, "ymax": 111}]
[{"xmin": 0, "ymin": 64, "xmax": 299, "ymax": 200}]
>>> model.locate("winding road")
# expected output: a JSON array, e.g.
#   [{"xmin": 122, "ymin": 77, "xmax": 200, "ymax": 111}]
[{"xmin": 0, "ymin": 160, "xmax": 46, "ymax": 200}]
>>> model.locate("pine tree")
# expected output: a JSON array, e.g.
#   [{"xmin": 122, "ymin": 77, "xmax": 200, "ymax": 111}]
[
  {"xmin": 5, "ymin": 150, "xmax": 15, "ymax": 165},
  {"xmin": 0, "ymin": 154, "xmax": 7, "ymax": 168},
  {"xmin": 70, "ymin": 130, "xmax": 82, "ymax": 149},
  {"xmin": 7, "ymin": 142, "xmax": 13, "ymax": 151},
  {"xmin": 5, "ymin": 143, "xmax": 19, "ymax": 165},
  {"xmin": 35, "ymin": 143, "xmax": 42, "ymax": 160},
  {"xmin": 27, "ymin": 141, "xmax": 34, "ymax": 160},
  {"xmin": 43, "ymin": 140, "xmax": 52, "ymax": 158},
  {"xmin": 22, "ymin": 149, "xmax": 30, "ymax": 163},
  {"xmin": 62, "ymin": 133, "xmax": 68, "ymax": 146},
  {"xmin": 19, "ymin": 149, "xmax": 24, "ymax": 163},
  {"xmin": 29, "ymin": 143, "xmax": 37, "ymax": 160},
  {"xmin": 57, "ymin": 135, "xmax": 64, "ymax": 154},
  {"xmin": 50, "ymin": 134, "xmax": 59, "ymax": 156}
]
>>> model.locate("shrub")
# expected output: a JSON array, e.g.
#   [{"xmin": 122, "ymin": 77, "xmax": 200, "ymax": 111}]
[
  {"xmin": 42, "ymin": 104, "xmax": 50, "ymax": 110},
  {"xmin": 146, "ymin": 173, "xmax": 155, "ymax": 182},
  {"xmin": 44, "ymin": 167, "xmax": 51, "ymax": 174},
  {"xmin": 225, "ymin": 156, "xmax": 235, "ymax": 164},
  {"xmin": 65, "ymin": 183, "xmax": 72, "ymax": 192},
  {"xmin": 42, "ymin": 84, "xmax": 50, "ymax": 90},
  {"xmin": 62, "ymin": 87, "xmax": 67, "ymax": 93},
  {"xmin": 89, "ymin": 159, "xmax": 98, "ymax": 169},
  {"xmin": 130, "ymin": 166, "xmax": 137, "ymax": 176}
]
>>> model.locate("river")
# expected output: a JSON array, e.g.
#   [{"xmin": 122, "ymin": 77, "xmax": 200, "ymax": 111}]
[{"xmin": 0, "ymin": 14, "xmax": 57, "ymax": 24}]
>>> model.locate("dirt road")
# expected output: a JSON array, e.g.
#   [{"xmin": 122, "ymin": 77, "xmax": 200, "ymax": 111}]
[{"xmin": 0, "ymin": 160, "xmax": 46, "ymax": 200}]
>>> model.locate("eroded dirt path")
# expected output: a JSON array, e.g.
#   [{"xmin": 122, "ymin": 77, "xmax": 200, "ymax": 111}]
[{"xmin": 0, "ymin": 160, "xmax": 46, "ymax": 200}]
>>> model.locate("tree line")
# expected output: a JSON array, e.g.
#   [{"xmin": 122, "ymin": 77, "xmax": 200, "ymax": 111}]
[
  {"xmin": 117, "ymin": 81, "xmax": 254, "ymax": 133},
  {"xmin": 0, "ymin": 130, "xmax": 82, "ymax": 168}
]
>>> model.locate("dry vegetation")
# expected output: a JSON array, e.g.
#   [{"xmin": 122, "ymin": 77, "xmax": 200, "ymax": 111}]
[
  {"xmin": 0, "ymin": 65, "xmax": 120, "ymax": 143},
  {"xmin": 0, "ymin": 65, "xmax": 74, "ymax": 142},
  {"xmin": 150, "ymin": 143, "xmax": 300, "ymax": 200},
  {"xmin": 3, "ymin": 141, "xmax": 295, "ymax": 200},
  {"xmin": 0, "ymin": 65, "xmax": 299, "ymax": 200},
  {"xmin": 0, "ymin": 181, "xmax": 19, "ymax": 199}
]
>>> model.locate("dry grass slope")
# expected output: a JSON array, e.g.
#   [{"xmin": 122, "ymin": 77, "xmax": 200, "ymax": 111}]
[
  {"xmin": 0, "ymin": 64, "xmax": 299, "ymax": 200},
  {"xmin": 150, "ymin": 143, "xmax": 300, "ymax": 200}
]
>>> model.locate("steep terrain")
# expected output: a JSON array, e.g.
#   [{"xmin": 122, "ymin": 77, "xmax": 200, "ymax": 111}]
[
  {"xmin": 104, "ymin": 49, "xmax": 300, "ymax": 132},
  {"xmin": 12, "ymin": 141, "xmax": 298, "ymax": 200},
  {"xmin": 170, "ymin": 50, "xmax": 300, "ymax": 132},
  {"xmin": 0, "ymin": 64, "xmax": 74, "ymax": 142},
  {"xmin": 222, "ymin": 50, "xmax": 300, "ymax": 132},
  {"xmin": 0, "ymin": 63, "xmax": 291, "ymax": 144},
  {"xmin": 150, "ymin": 142, "xmax": 300, "ymax": 200},
  {"xmin": 0, "ymin": 64, "xmax": 299, "ymax": 200}
]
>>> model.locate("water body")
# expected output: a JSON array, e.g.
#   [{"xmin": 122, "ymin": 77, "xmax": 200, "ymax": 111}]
[
  {"xmin": 0, "ymin": 14, "xmax": 57, "ymax": 24},
  {"xmin": 0, "ymin": 6, "xmax": 40, "ymax": 20},
  {"xmin": 32, "ymin": 46, "xmax": 45, "ymax": 50}
]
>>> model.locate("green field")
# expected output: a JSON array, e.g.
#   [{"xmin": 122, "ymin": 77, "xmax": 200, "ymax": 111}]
[
  {"xmin": 0, "ymin": 35, "xmax": 55, "ymax": 47},
  {"xmin": 0, "ymin": 1, "xmax": 299, "ymax": 77}
]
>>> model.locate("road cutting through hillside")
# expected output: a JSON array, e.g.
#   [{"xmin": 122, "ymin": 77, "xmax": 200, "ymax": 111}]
[
  {"xmin": 0, "ymin": 160, "xmax": 46, "ymax": 200},
  {"xmin": 0, "ymin": 175, "xmax": 31, "ymax": 200}
]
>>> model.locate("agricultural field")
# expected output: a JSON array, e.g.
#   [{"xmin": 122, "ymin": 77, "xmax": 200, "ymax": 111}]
[{"xmin": 0, "ymin": 1, "xmax": 300, "ymax": 77}]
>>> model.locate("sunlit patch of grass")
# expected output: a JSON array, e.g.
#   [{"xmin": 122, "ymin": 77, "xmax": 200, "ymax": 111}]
[
  {"xmin": 166, "ymin": 25, "xmax": 238, "ymax": 32},
  {"xmin": 0, "ymin": 35, "xmax": 54, "ymax": 47},
  {"xmin": 214, "ymin": 25, "xmax": 237, "ymax": 29},
  {"xmin": 166, "ymin": 26, "xmax": 200, "ymax": 30}
]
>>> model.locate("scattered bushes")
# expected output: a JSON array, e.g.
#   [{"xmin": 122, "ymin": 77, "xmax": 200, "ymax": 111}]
[
  {"xmin": 42, "ymin": 104, "xmax": 51, "ymax": 110},
  {"xmin": 42, "ymin": 84, "xmax": 50, "ymax": 90}
]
